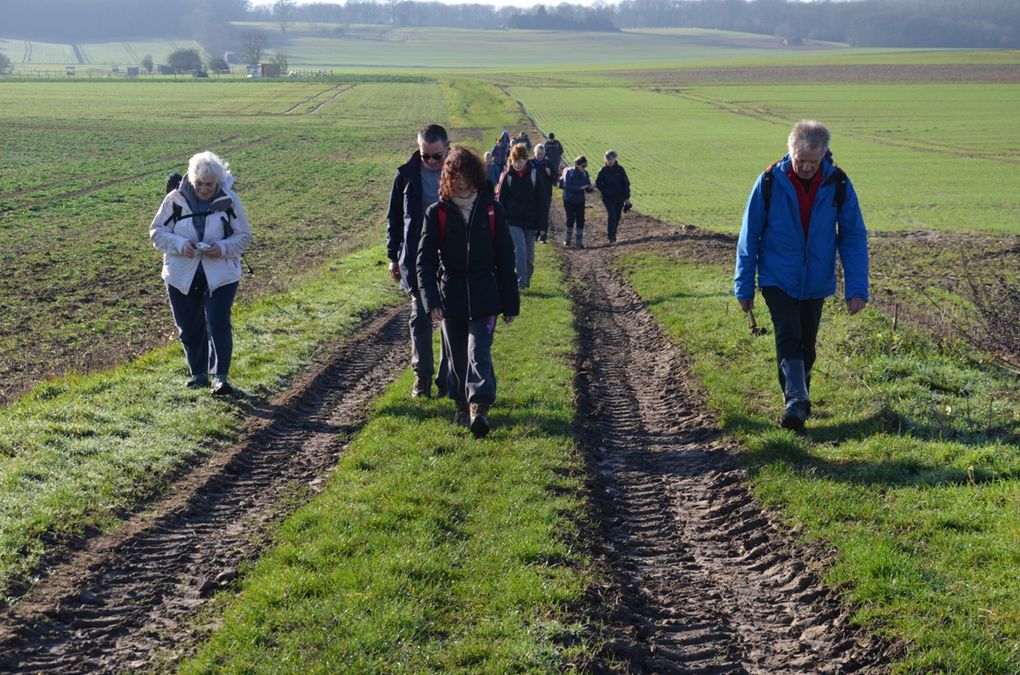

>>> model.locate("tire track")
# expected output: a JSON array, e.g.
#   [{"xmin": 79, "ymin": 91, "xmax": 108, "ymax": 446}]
[
  {"xmin": 0, "ymin": 304, "xmax": 409, "ymax": 673},
  {"xmin": 561, "ymin": 221, "xmax": 887, "ymax": 672}
]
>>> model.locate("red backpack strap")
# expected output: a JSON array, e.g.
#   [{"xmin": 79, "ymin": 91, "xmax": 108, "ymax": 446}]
[
  {"xmin": 437, "ymin": 203, "xmax": 447, "ymax": 245},
  {"xmin": 487, "ymin": 205, "xmax": 496, "ymax": 239}
]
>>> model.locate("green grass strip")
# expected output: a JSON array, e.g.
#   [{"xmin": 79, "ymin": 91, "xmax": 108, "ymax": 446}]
[
  {"xmin": 182, "ymin": 248, "xmax": 593, "ymax": 673},
  {"xmin": 0, "ymin": 245, "xmax": 402, "ymax": 597},
  {"xmin": 621, "ymin": 252, "xmax": 1020, "ymax": 673}
]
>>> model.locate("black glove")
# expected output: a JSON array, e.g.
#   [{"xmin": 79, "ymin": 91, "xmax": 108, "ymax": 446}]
[{"xmin": 623, "ymin": 200, "xmax": 632, "ymax": 213}]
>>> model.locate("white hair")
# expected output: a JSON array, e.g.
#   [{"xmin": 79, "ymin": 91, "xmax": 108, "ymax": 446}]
[
  {"xmin": 787, "ymin": 120, "xmax": 830, "ymax": 154},
  {"xmin": 187, "ymin": 151, "xmax": 230, "ymax": 187},
  {"xmin": 534, "ymin": 143, "xmax": 545, "ymax": 156}
]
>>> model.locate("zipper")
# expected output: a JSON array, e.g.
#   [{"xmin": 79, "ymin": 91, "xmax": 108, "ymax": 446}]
[{"xmin": 465, "ymin": 197, "xmax": 480, "ymax": 320}]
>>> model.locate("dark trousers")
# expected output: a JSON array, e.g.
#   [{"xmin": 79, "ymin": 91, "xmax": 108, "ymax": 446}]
[
  {"xmin": 167, "ymin": 269, "xmax": 238, "ymax": 379},
  {"xmin": 563, "ymin": 201, "xmax": 585, "ymax": 237},
  {"xmin": 410, "ymin": 293, "xmax": 448, "ymax": 390},
  {"xmin": 761, "ymin": 286, "xmax": 824, "ymax": 391},
  {"xmin": 441, "ymin": 316, "xmax": 497, "ymax": 406},
  {"xmin": 603, "ymin": 199, "xmax": 624, "ymax": 242}
]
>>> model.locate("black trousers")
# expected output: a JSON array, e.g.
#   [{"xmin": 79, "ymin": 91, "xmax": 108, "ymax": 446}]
[
  {"xmin": 760, "ymin": 286, "xmax": 825, "ymax": 391},
  {"xmin": 603, "ymin": 199, "xmax": 624, "ymax": 241},
  {"xmin": 563, "ymin": 201, "xmax": 585, "ymax": 233}
]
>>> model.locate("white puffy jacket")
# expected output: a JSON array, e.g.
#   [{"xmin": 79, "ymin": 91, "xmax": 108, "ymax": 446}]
[{"xmin": 149, "ymin": 177, "xmax": 253, "ymax": 294}]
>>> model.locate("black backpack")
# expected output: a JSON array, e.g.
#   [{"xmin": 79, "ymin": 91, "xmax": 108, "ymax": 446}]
[{"xmin": 762, "ymin": 161, "xmax": 848, "ymax": 216}]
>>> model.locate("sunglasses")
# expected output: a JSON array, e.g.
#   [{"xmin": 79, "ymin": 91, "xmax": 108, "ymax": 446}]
[
  {"xmin": 421, "ymin": 152, "xmax": 446, "ymax": 162},
  {"xmin": 578, "ymin": 163, "xmax": 587, "ymax": 168}
]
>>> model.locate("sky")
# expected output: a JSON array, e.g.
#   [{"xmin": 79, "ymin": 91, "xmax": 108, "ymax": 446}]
[{"xmin": 247, "ymin": 0, "xmax": 604, "ymax": 9}]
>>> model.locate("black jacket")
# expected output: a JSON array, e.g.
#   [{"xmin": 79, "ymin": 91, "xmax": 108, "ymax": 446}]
[
  {"xmin": 417, "ymin": 189, "xmax": 520, "ymax": 321},
  {"xmin": 497, "ymin": 167, "xmax": 542, "ymax": 230},
  {"xmin": 596, "ymin": 163, "xmax": 631, "ymax": 203},
  {"xmin": 386, "ymin": 151, "xmax": 433, "ymax": 293}
]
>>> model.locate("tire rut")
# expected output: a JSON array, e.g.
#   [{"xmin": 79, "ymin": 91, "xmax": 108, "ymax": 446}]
[
  {"xmin": 561, "ymin": 235, "xmax": 887, "ymax": 673},
  {"xmin": 0, "ymin": 304, "xmax": 409, "ymax": 673}
]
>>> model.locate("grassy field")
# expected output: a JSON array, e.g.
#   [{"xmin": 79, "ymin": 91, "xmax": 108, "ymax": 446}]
[
  {"xmin": 2, "ymin": 33, "xmax": 1020, "ymax": 671},
  {"xmin": 511, "ymin": 82, "xmax": 1020, "ymax": 234}
]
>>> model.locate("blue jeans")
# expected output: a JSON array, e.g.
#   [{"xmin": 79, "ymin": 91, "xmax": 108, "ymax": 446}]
[
  {"xmin": 167, "ymin": 268, "xmax": 238, "ymax": 379},
  {"xmin": 509, "ymin": 225, "xmax": 536, "ymax": 288}
]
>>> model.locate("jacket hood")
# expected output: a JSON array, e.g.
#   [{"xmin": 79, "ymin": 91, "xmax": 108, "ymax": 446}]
[{"xmin": 397, "ymin": 151, "xmax": 423, "ymax": 180}]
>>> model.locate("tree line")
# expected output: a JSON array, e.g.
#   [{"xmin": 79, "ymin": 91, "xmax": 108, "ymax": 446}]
[{"xmin": 3, "ymin": 0, "xmax": 1018, "ymax": 49}]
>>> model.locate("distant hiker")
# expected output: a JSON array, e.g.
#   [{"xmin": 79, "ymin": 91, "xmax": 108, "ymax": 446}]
[
  {"xmin": 530, "ymin": 143, "xmax": 554, "ymax": 243},
  {"xmin": 150, "ymin": 151, "xmax": 252, "ymax": 396},
  {"xmin": 485, "ymin": 151, "xmax": 501, "ymax": 188},
  {"xmin": 497, "ymin": 144, "xmax": 543, "ymax": 289},
  {"xmin": 595, "ymin": 149, "xmax": 631, "ymax": 244},
  {"xmin": 559, "ymin": 155, "xmax": 594, "ymax": 248},
  {"xmin": 387, "ymin": 123, "xmax": 450, "ymax": 398},
  {"xmin": 543, "ymin": 132, "xmax": 564, "ymax": 176},
  {"xmin": 512, "ymin": 131, "xmax": 532, "ymax": 151},
  {"xmin": 416, "ymin": 146, "xmax": 520, "ymax": 438},
  {"xmin": 734, "ymin": 120, "xmax": 869, "ymax": 432},
  {"xmin": 491, "ymin": 131, "xmax": 511, "ymax": 171}
]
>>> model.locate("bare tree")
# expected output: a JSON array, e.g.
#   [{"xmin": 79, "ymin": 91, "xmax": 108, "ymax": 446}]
[
  {"xmin": 141, "ymin": 54, "xmax": 153, "ymax": 72},
  {"xmin": 241, "ymin": 29, "xmax": 268, "ymax": 64},
  {"xmin": 274, "ymin": 0, "xmax": 297, "ymax": 33},
  {"xmin": 0, "ymin": 53, "xmax": 12, "ymax": 75},
  {"xmin": 272, "ymin": 52, "xmax": 289, "ymax": 73}
]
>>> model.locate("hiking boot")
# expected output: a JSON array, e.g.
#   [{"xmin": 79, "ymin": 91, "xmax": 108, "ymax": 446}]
[
  {"xmin": 469, "ymin": 403, "xmax": 490, "ymax": 438},
  {"xmin": 781, "ymin": 401, "xmax": 808, "ymax": 433},
  {"xmin": 454, "ymin": 400, "xmax": 470, "ymax": 427},
  {"xmin": 411, "ymin": 375, "xmax": 430, "ymax": 398},
  {"xmin": 186, "ymin": 375, "xmax": 209, "ymax": 389},
  {"xmin": 210, "ymin": 376, "xmax": 234, "ymax": 397}
]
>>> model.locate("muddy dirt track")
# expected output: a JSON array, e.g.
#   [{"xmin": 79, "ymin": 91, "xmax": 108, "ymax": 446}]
[
  {"xmin": 0, "ymin": 209, "xmax": 890, "ymax": 672},
  {"xmin": 0, "ymin": 307, "xmax": 408, "ymax": 673}
]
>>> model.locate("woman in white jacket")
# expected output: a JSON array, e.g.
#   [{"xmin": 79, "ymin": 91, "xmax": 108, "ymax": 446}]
[{"xmin": 149, "ymin": 151, "xmax": 252, "ymax": 395}]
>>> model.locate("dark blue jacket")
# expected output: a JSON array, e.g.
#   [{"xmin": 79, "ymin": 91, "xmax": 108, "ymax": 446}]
[
  {"xmin": 734, "ymin": 154, "xmax": 869, "ymax": 302},
  {"xmin": 491, "ymin": 139, "xmax": 511, "ymax": 171},
  {"xmin": 417, "ymin": 188, "xmax": 520, "ymax": 321},
  {"xmin": 559, "ymin": 167, "xmax": 591, "ymax": 205},
  {"xmin": 386, "ymin": 151, "xmax": 433, "ymax": 293},
  {"xmin": 595, "ymin": 163, "xmax": 631, "ymax": 202}
]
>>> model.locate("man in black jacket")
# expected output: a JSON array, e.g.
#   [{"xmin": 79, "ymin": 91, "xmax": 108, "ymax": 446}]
[
  {"xmin": 386, "ymin": 123, "xmax": 449, "ymax": 397},
  {"xmin": 595, "ymin": 149, "xmax": 631, "ymax": 244}
]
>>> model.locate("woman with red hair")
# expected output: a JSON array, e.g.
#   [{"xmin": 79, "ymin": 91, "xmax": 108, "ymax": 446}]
[{"xmin": 417, "ymin": 146, "xmax": 520, "ymax": 438}]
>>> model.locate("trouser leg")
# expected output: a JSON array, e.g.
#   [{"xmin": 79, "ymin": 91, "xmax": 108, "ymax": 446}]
[
  {"xmin": 604, "ymin": 199, "xmax": 623, "ymax": 241},
  {"xmin": 509, "ymin": 226, "xmax": 528, "ymax": 288},
  {"xmin": 563, "ymin": 201, "xmax": 577, "ymax": 245},
  {"xmin": 574, "ymin": 204, "xmax": 586, "ymax": 245},
  {"xmin": 465, "ymin": 316, "xmax": 497, "ymax": 405},
  {"xmin": 762, "ymin": 286, "xmax": 824, "ymax": 422},
  {"xmin": 167, "ymin": 276, "xmax": 209, "ymax": 379},
  {"xmin": 204, "ymin": 281, "xmax": 238, "ymax": 377},
  {"xmin": 523, "ymin": 230, "xmax": 536, "ymax": 286},
  {"xmin": 409, "ymin": 293, "xmax": 434, "ymax": 379},
  {"xmin": 442, "ymin": 317, "xmax": 469, "ymax": 402}
]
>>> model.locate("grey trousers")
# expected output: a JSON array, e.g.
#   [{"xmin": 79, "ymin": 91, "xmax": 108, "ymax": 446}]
[
  {"xmin": 441, "ymin": 315, "xmax": 497, "ymax": 405},
  {"xmin": 409, "ymin": 293, "xmax": 447, "ymax": 389},
  {"xmin": 509, "ymin": 225, "xmax": 536, "ymax": 289}
]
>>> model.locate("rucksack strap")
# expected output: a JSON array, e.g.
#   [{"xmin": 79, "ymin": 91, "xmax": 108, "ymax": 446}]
[
  {"xmin": 763, "ymin": 161, "xmax": 848, "ymax": 215},
  {"xmin": 762, "ymin": 160, "xmax": 780, "ymax": 216}
]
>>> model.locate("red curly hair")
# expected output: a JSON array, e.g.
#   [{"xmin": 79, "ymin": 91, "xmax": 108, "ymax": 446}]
[{"xmin": 439, "ymin": 146, "xmax": 488, "ymax": 201}]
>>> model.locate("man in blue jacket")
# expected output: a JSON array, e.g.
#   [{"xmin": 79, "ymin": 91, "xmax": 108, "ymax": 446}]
[
  {"xmin": 734, "ymin": 120, "xmax": 869, "ymax": 432},
  {"xmin": 387, "ymin": 123, "xmax": 449, "ymax": 398}
]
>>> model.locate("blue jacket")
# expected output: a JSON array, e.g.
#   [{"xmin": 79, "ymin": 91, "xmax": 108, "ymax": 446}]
[
  {"xmin": 559, "ymin": 167, "xmax": 591, "ymax": 205},
  {"xmin": 734, "ymin": 154, "xmax": 869, "ymax": 302}
]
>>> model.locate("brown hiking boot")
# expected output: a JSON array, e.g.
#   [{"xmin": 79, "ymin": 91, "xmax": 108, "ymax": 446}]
[
  {"xmin": 469, "ymin": 403, "xmax": 490, "ymax": 438},
  {"xmin": 411, "ymin": 376, "xmax": 430, "ymax": 398},
  {"xmin": 454, "ymin": 400, "xmax": 470, "ymax": 427}
]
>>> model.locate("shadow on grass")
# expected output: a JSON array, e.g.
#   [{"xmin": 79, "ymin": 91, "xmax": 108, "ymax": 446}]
[
  {"xmin": 731, "ymin": 405, "xmax": 1020, "ymax": 489},
  {"xmin": 374, "ymin": 397, "xmax": 574, "ymax": 439}
]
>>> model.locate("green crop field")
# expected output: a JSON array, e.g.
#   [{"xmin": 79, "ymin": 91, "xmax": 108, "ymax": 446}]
[
  {"xmin": 512, "ymin": 81, "xmax": 1020, "ymax": 233},
  {"xmin": 1, "ymin": 28, "xmax": 1019, "ymax": 672}
]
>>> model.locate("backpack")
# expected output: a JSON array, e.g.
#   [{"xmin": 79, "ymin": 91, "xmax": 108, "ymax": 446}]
[
  {"xmin": 437, "ymin": 202, "xmax": 496, "ymax": 245},
  {"xmin": 762, "ymin": 160, "xmax": 848, "ymax": 216}
]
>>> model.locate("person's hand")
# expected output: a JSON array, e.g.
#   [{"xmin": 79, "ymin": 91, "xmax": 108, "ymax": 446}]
[
  {"xmin": 503, "ymin": 314, "xmax": 516, "ymax": 325},
  {"xmin": 204, "ymin": 243, "xmax": 223, "ymax": 258},
  {"xmin": 429, "ymin": 308, "xmax": 444, "ymax": 321},
  {"xmin": 738, "ymin": 298, "xmax": 754, "ymax": 312},
  {"xmin": 388, "ymin": 261, "xmax": 401, "ymax": 281},
  {"xmin": 183, "ymin": 241, "xmax": 197, "ymax": 258},
  {"xmin": 848, "ymin": 297, "xmax": 868, "ymax": 315}
]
